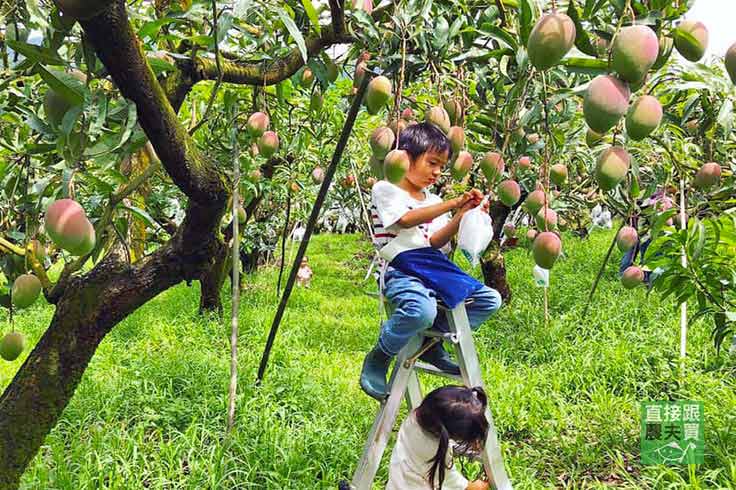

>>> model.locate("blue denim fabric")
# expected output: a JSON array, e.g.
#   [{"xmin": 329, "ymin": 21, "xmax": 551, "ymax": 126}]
[
  {"xmin": 377, "ymin": 268, "xmax": 502, "ymax": 356},
  {"xmin": 619, "ymin": 238, "xmax": 651, "ymax": 275}
]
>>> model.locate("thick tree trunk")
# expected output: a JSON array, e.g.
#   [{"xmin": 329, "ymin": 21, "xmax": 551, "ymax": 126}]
[
  {"xmin": 0, "ymin": 218, "xmax": 223, "ymax": 487},
  {"xmin": 0, "ymin": 0, "xmax": 356, "ymax": 484},
  {"xmin": 480, "ymin": 198, "xmax": 524, "ymax": 303},
  {"xmin": 120, "ymin": 144, "xmax": 155, "ymax": 262},
  {"xmin": 0, "ymin": 2, "xmax": 229, "ymax": 486},
  {"xmin": 481, "ymin": 245, "xmax": 511, "ymax": 303},
  {"xmin": 197, "ymin": 161, "xmax": 272, "ymax": 311},
  {"xmin": 199, "ymin": 243, "xmax": 229, "ymax": 314}
]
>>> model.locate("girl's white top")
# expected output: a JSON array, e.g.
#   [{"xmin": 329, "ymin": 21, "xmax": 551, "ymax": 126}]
[{"xmin": 386, "ymin": 411, "xmax": 468, "ymax": 490}]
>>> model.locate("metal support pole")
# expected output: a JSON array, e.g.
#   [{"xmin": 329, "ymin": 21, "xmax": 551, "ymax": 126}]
[{"xmin": 256, "ymin": 72, "xmax": 373, "ymax": 384}]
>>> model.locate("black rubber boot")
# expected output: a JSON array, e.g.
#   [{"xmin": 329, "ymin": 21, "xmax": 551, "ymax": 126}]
[
  {"xmin": 360, "ymin": 344, "xmax": 392, "ymax": 401},
  {"xmin": 419, "ymin": 341, "xmax": 461, "ymax": 375}
]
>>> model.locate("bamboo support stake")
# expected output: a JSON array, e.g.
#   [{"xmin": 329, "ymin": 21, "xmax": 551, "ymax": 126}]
[
  {"xmin": 351, "ymin": 159, "xmax": 374, "ymax": 239},
  {"xmin": 227, "ymin": 121, "xmax": 240, "ymax": 433},
  {"xmin": 679, "ymin": 179, "xmax": 688, "ymax": 361}
]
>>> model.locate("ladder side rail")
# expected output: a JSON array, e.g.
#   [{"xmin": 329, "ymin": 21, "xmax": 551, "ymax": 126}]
[{"xmin": 447, "ymin": 304, "xmax": 513, "ymax": 490}]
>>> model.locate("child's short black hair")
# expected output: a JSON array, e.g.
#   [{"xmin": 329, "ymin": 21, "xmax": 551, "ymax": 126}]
[{"xmin": 397, "ymin": 122, "xmax": 452, "ymax": 161}]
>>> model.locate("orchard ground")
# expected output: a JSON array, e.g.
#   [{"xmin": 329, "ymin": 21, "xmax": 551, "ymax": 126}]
[{"xmin": 2, "ymin": 230, "xmax": 735, "ymax": 489}]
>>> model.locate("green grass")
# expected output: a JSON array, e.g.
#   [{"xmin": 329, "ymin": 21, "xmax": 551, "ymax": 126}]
[{"xmin": 2, "ymin": 230, "xmax": 735, "ymax": 489}]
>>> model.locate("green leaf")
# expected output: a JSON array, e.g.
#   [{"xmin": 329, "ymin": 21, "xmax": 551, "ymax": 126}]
[
  {"xmin": 518, "ymin": 0, "xmax": 533, "ymax": 45},
  {"xmin": 138, "ymin": 17, "xmax": 187, "ymax": 40},
  {"xmin": 712, "ymin": 311, "xmax": 731, "ymax": 352},
  {"xmin": 6, "ymin": 40, "xmax": 65, "ymax": 66},
  {"xmin": 216, "ymin": 12, "xmax": 234, "ymax": 44},
  {"xmin": 81, "ymin": 173, "xmax": 115, "ymax": 194},
  {"xmin": 147, "ymin": 56, "xmax": 176, "ymax": 74},
  {"xmin": 277, "ymin": 8, "xmax": 308, "ymax": 63},
  {"xmin": 650, "ymin": 208, "xmax": 678, "ymax": 242},
  {"xmin": 300, "ymin": 0, "xmax": 321, "ymax": 36},
  {"xmin": 716, "ymin": 99, "xmax": 733, "ymax": 135},
  {"xmin": 477, "ymin": 25, "xmax": 518, "ymax": 50},
  {"xmin": 121, "ymin": 204, "xmax": 162, "ymax": 231},
  {"xmin": 562, "ymin": 57, "xmax": 609, "ymax": 75},
  {"xmin": 610, "ymin": 0, "xmax": 626, "ymax": 15},
  {"xmin": 26, "ymin": 143, "xmax": 56, "ymax": 154},
  {"xmin": 672, "ymin": 28, "xmax": 701, "ymax": 57},
  {"xmin": 584, "ymin": 0, "xmax": 609, "ymax": 17},
  {"xmin": 567, "ymin": 0, "xmax": 598, "ymax": 57},
  {"xmin": 60, "ymin": 105, "xmax": 83, "ymax": 136},
  {"xmin": 189, "ymin": 35, "xmax": 214, "ymax": 47},
  {"xmin": 448, "ymin": 16, "xmax": 464, "ymax": 40},
  {"xmin": 36, "ymin": 66, "xmax": 85, "ymax": 106},
  {"xmin": 433, "ymin": 17, "xmax": 450, "ymax": 50},
  {"xmin": 690, "ymin": 219, "xmax": 706, "ymax": 261},
  {"xmin": 630, "ymin": 174, "xmax": 641, "ymax": 198}
]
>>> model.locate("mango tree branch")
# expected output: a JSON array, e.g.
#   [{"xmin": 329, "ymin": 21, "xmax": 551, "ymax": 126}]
[
  {"xmin": 188, "ymin": 25, "xmax": 354, "ymax": 86},
  {"xmin": 328, "ymin": 0, "xmax": 346, "ymax": 36},
  {"xmin": 0, "ymin": 236, "xmax": 54, "ymax": 296},
  {"xmin": 24, "ymin": 243, "xmax": 52, "ymax": 292},
  {"xmin": 79, "ymin": 0, "xmax": 228, "ymax": 205},
  {"xmin": 110, "ymin": 147, "xmax": 161, "ymax": 206},
  {"xmin": 0, "ymin": 236, "xmax": 24, "ymax": 256},
  {"xmin": 162, "ymin": 3, "xmax": 399, "ymax": 108},
  {"xmin": 189, "ymin": 0, "xmax": 224, "ymax": 135},
  {"xmin": 0, "ymin": 3, "xmax": 233, "ymax": 485}
]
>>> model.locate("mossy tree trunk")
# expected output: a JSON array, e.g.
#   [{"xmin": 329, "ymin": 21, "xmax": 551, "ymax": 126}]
[
  {"xmin": 198, "ymin": 161, "xmax": 270, "ymax": 313},
  {"xmin": 0, "ymin": 2, "xmax": 229, "ymax": 487},
  {"xmin": 481, "ymin": 197, "xmax": 524, "ymax": 303},
  {"xmin": 0, "ymin": 1, "xmax": 358, "ymax": 485}
]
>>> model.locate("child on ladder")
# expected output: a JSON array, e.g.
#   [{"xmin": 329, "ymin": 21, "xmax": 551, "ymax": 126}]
[
  {"xmin": 388, "ymin": 385, "xmax": 490, "ymax": 490},
  {"xmin": 361, "ymin": 122, "xmax": 503, "ymax": 400}
]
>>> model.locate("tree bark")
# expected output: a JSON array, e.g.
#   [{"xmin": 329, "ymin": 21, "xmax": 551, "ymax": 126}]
[
  {"xmin": 481, "ymin": 244, "xmax": 511, "ymax": 302},
  {"xmin": 197, "ymin": 157, "xmax": 277, "ymax": 312},
  {"xmin": 198, "ymin": 242, "xmax": 229, "ymax": 314},
  {"xmin": 480, "ymin": 197, "xmax": 525, "ymax": 303}
]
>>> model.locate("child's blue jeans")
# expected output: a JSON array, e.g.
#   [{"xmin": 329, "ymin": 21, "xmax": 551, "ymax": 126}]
[{"xmin": 378, "ymin": 268, "xmax": 502, "ymax": 356}]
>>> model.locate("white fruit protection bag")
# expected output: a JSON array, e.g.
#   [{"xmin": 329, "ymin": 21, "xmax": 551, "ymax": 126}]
[{"xmin": 457, "ymin": 199, "xmax": 493, "ymax": 267}]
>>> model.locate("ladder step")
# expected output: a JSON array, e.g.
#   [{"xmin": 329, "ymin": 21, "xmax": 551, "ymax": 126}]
[
  {"xmin": 436, "ymin": 297, "xmax": 474, "ymax": 311},
  {"xmin": 414, "ymin": 361, "xmax": 463, "ymax": 381},
  {"xmin": 421, "ymin": 330, "xmax": 458, "ymax": 343}
]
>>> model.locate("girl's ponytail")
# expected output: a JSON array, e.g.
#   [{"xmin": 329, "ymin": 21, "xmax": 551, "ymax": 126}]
[{"xmin": 426, "ymin": 419, "xmax": 450, "ymax": 489}]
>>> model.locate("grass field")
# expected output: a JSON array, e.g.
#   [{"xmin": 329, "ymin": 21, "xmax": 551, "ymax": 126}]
[{"xmin": 2, "ymin": 229, "xmax": 735, "ymax": 489}]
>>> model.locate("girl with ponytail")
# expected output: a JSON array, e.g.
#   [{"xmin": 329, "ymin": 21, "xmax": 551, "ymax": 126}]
[{"xmin": 386, "ymin": 385, "xmax": 490, "ymax": 489}]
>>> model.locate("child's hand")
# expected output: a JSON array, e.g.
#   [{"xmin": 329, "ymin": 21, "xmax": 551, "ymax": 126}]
[
  {"xmin": 454, "ymin": 189, "xmax": 484, "ymax": 210},
  {"xmin": 466, "ymin": 480, "xmax": 490, "ymax": 490}
]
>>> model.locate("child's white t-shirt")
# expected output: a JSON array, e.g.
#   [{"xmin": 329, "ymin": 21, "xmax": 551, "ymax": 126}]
[
  {"xmin": 387, "ymin": 411, "xmax": 469, "ymax": 490},
  {"xmin": 370, "ymin": 180, "xmax": 451, "ymax": 261}
]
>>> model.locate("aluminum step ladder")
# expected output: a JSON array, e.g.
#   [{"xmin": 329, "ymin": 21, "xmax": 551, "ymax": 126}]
[{"xmin": 341, "ymin": 299, "xmax": 513, "ymax": 490}]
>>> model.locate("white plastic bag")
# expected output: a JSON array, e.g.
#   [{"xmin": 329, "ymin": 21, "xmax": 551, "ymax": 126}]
[
  {"xmin": 458, "ymin": 201, "xmax": 493, "ymax": 267},
  {"xmin": 291, "ymin": 225, "xmax": 306, "ymax": 242},
  {"xmin": 591, "ymin": 204, "xmax": 603, "ymax": 220},
  {"xmin": 532, "ymin": 265, "xmax": 549, "ymax": 287},
  {"xmin": 591, "ymin": 205, "xmax": 612, "ymax": 229}
]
